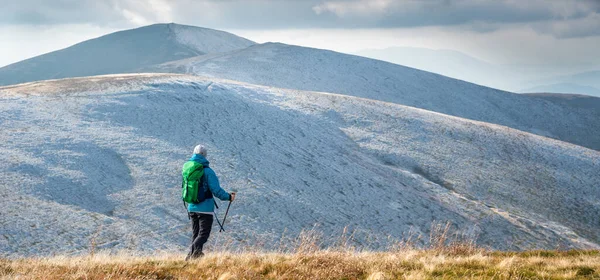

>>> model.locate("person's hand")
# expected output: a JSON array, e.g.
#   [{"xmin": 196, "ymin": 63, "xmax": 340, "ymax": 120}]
[{"xmin": 230, "ymin": 192, "xmax": 236, "ymax": 202}]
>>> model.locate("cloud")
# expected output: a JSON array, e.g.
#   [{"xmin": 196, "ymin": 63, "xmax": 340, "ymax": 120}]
[
  {"xmin": 311, "ymin": 0, "xmax": 600, "ymax": 37},
  {"xmin": 533, "ymin": 12, "xmax": 600, "ymax": 38},
  {"xmin": 313, "ymin": 0, "xmax": 393, "ymax": 17},
  {"xmin": 1, "ymin": 0, "xmax": 599, "ymax": 38},
  {"xmin": 0, "ymin": 0, "xmax": 173, "ymax": 27},
  {"xmin": 313, "ymin": 0, "xmax": 591, "ymax": 25}
]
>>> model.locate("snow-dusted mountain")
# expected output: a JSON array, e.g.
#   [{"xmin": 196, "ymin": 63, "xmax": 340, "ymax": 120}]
[
  {"xmin": 0, "ymin": 23, "xmax": 254, "ymax": 86},
  {"xmin": 150, "ymin": 43, "xmax": 600, "ymax": 151},
  {"xmin": 2, "ymin": 23, "xmax": 597, "ymax": 150},
  {"xmin": 564, "ymin": 70, "xmax": 600, "ymax": 89},
  {"xmin": 1, "ymin": 74, "xmax": 598, "ymax": 256}
]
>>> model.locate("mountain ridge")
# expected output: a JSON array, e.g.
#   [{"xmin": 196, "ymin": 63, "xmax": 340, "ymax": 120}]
[
  {"xmin": 0, "ymin": 23, "xmax": 255, "ymax": 86},
  {"xmin": 150, "ymin": 42, "xmax": 600, "ymax": 151},
  {"xmin": 1, "ymin": 23, "xmax": 598, "ymax": 151}
]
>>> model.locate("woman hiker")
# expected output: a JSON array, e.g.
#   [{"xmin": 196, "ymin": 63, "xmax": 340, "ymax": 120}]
[{"xmin": 183, "ymin": 144, "xmax": 236, "ymax": 260}]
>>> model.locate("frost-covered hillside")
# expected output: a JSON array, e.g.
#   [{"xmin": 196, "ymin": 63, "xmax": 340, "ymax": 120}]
[
  {"xmin": 1, "ymin": 74, "xmax": 598, "ymax": 257},
  {"xmin": 2, "ymin": 23, "xmax": 597, "ymax": 151},
  {"xmin": 0, "ymin": 23, "xmax": 254, "ymax": 86},
  {"xmin": 152, "ymin": 43, "xmax": 600, "ymax": 151}
]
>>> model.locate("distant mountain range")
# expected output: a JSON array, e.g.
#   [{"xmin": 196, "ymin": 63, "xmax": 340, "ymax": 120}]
[
  {"xmin": 522, "ymin": 71, "xmax": 600, "ymax": 97},
  {"xmin": 354, "ymin": 47, "xmax": 600, "ymax": 98},
  {"xmin": 354, "ymin": 47, "xmax": 508, "ymax": 89},
  {"xmin": 565, "ymin": 70, "xmax": 600, "ymax": 89}
]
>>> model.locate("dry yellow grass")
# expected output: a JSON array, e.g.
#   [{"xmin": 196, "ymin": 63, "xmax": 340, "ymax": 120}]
[{"xmin": 1, "ymin": 250, "xmax": 598, "ymax": 279}]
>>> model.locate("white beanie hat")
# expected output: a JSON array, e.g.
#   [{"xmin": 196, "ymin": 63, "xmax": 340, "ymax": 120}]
[{"xmin": 193, "ymin": 144, "xmax": 207, "ymax": 157}]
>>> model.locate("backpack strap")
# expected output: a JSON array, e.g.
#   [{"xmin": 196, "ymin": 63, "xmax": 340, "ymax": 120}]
[
  {"xmin": 200, "ymin": 172, "xmax": 214, "ymax": 199},
  {"xmin": 183, "ymin": 201, "xmax": 190, "ymax": 220},
  {"xmin": 181, "ymin": 179, "xmax": 190, "ymax": 219}
]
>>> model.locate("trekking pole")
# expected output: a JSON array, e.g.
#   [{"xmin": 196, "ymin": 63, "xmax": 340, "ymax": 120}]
[
  {"xmin": 220, "ymin": 201, "xmax": 232, "ymax": 232},
  {"xmin": 214, "ymin": 214, "xmax": 225, "ymax": 232},
  {"xmin": 212, "ymin": 200, "xmax": 225, "ymax": 232}
]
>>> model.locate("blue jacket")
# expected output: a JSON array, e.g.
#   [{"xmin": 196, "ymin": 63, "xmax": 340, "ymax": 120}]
[{"xmin": 187, "ymin": 154, "xmax": 231, "ymax": 213}]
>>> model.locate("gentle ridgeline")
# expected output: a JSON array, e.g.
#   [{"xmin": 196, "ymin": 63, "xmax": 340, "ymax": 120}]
[
  {"xmin": 0, "ymin": 74, "xmax": 598, "ymax": 257},
  {"xmin": 151, "ymin": 42, "xmax": 600, "ymax": 151}
]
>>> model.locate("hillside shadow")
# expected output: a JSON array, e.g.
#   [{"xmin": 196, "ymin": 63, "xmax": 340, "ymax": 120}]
[{"xmin": 9, "ymin": 141, "xmax": 133, "ymax": 216}]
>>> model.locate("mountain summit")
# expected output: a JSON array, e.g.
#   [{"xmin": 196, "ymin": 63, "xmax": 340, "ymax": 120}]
[{"xmin": 0, "ymin": 23, "xmax": 255, "ymax": 86}]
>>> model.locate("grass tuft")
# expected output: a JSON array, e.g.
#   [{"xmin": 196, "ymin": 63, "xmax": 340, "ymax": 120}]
[{"xmin": 575, "ymin": 266, "xmax": 595, "ymax": 276}]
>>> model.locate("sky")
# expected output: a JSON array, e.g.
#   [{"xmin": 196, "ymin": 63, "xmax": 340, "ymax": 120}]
[{"xmin": 1, "ymin": 0, "xmax": 600, "ymax": 73}]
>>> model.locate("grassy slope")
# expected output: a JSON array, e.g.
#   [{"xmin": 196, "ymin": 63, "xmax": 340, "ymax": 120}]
[{"xmin": 1, "ymin": 250, "xmax": 599, "ymax": 279}]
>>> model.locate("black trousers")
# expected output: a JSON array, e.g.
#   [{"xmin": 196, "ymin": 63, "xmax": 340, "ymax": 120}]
[{"xmin": 187, "ymin": 212, "xmax": 214, "ymax": 258}]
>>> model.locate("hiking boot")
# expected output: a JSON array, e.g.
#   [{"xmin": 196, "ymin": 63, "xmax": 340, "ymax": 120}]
[{"xmin": 185, "ymin": 251, "xmax": 204, "ymax": 261}]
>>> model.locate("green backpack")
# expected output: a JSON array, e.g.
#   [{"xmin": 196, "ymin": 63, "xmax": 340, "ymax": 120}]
[{"xmin": 181, "ymin": 161, "xmax": 209, "ymax": 204}]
